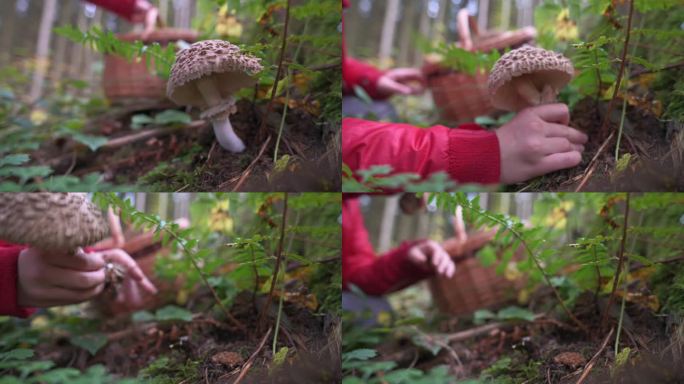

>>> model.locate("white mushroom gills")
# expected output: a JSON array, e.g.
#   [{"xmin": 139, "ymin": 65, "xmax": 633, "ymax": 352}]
[{"xmin": 195, "ymin": 77, "xmax": 245, "ymax": 153}]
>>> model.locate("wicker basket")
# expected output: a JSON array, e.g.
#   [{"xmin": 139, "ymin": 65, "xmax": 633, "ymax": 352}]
[
  {"xmin": 102, "ymin": 28, "xmax": 198, "ymax": 104},
  {"xmin": 430, "ymin": 230, "xmax": 526, "ymax": 316},
  {"xmin": 423, "ymin": 10, "xmax": 537, "ymax": 123}
]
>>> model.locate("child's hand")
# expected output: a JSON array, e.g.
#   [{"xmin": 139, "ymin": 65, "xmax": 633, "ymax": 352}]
[
  {"xmin": 377, "ymin": 68, "xmax": 427, "ymax": 97},
  {"xmin": 408, "ymin": 240, "xmax": 455, "ymax": 278},
  {"xmin": 17, "ymin": 248, "xmax": 107, "ymax": 307},
  {"xmin": 131, "ymin": 0, "xmax": 159, "ymax": 38},
  {"xmin": 97, "ymin": 249, "xmax": 158, "ymax": 310},
  {"xmin": 495, "ymin": 104, "xmax": 588, "ymax": 184}
]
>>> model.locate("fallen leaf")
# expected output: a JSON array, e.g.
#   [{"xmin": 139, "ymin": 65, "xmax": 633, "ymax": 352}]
[
  {"xmin": 553, "ymin": 351, "xmax": 586, "ymax": 368},
  {"xmin": 211, "ymin": 351, "xmax": 244, "ymax": 367}
]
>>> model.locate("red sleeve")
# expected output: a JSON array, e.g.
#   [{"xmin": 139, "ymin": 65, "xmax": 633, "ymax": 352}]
[
  {"xmin": 342, "ymin": 118, "xmax": 501, "ymax": 185},
  {"xmin": 86, "ymin": 0, "xmax": 137, "ymax": 21},
  {"xmin": 0, "ymin": 242, "xmax": 36, "ymax": 318},
  {"xmin": 342, "ymin": 197, "xmax": 432, "ymax": 296}
]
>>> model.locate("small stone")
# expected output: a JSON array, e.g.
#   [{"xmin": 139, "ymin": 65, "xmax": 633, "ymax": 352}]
[
  {"xmin": 553, "ymin": 351, "xmax": 586, "ymax": 368},
  {"xmin": 211, "ymin": 351, "xmax": 244, "ymax": 367}
]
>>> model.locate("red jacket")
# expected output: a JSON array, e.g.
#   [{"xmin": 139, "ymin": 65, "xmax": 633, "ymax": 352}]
[
  {"xmin": 86, "ymin": 0, "xmax": 137, "ymax": 21},
  {"xmin": 342, "ymin": 0, "xmax": 388, "ymax": 100},
  {"xmin": 342, "ymin": 196, "xmax": 432, "ymax": 295},
  {"xmin": 343, "ymin": 118, "xmax": 501, "ymax": 184},
  {"xmin": 0, "ymin": 241, "xmax": 35, "ymax": 318}
]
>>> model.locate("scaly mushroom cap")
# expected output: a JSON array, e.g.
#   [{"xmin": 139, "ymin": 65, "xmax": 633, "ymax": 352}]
[
  {"xmin": 0, "ymin": 193, "xmax": 108, "ymax": 252},
  {"xmin": 166, "ymin": 40, "xmax": 263, "ymax": 108},
  {"xmin": 488, "ymin": 45, "xmax": 574, "ymax": 111}
]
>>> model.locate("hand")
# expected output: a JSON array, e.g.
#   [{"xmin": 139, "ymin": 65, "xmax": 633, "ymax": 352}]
[
  {"xmin": 376, "ymin": 68, "xmax": 427, "ymax": 97},
  {"xmin": 131, "ymin": 0, "xmax": 159, "ymax": 38},
  {"xmin": 495, "ymin": 104, "xmax": 588, "ymax": 184},
  {"xmin": 408, "ymin": 240, "xmax": 455, "ymax": 278},
  {"xmin": 17, "ymin": 248, "xmax": 106, "ymax": 307},
  {"xmin": 98, "ymin": 249, "xmax": 158, "ymax": 311}
]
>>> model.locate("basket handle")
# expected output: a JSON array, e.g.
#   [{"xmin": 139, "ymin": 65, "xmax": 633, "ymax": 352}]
[{"xmin": 457, "ymin": 8, "xmax": 479, "ymax": 51}]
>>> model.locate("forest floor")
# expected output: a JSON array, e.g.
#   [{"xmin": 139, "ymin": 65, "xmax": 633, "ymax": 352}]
[
  {"xmin": 517, "ymin": 97, "xmax": 683, "ymax": 192},
  {"xmin": 361, "ymin": 290, "xmax": 682, "ymax": 383},
  {"xmin": 31, "ymin": 289, "xmax": 340, "ymax": 383},
  {"xmin": 28, "ymin": 100, "xmax": 340, "ymax": 192}
]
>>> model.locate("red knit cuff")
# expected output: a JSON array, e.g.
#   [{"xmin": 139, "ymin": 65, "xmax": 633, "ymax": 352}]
[
  {"xmin": 343, "ymin": 58, "xmax": 388, "ymax": 100},
  {"xmin": 0, "ymin": 247, "xmax": 36, "ymax": 318},
  {"xmin": 447, "ymin": 127, "xmax": 500, "ymax": 184}
]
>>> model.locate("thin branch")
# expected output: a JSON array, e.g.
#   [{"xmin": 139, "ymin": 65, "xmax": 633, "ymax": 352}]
[
  {"xmin": 461, "ymin": 206, "xmax": 589, "ymax": 333},
  {"xmin": 598, "ymin": 0, "xmax": 635, "ymax": 139},
  {"xmin": 575, "ymin": 328, "xmax": 615, "ymax": 384},
  {"xmin": 600, "ymin": 193, "xmax": 631, "ymax": 332},
  {"xmin": 231, "ymin": 327, "xmax": 273, "ymax": 384},
  {"xmin": 257, "ymin": 0, "xmax": 292, "ymax": 139},
  {"xmin": 257, "ymin": 193, "xmax": 289, "ymax": 333}
]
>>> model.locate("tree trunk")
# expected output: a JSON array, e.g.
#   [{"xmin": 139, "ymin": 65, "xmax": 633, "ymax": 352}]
[
  {"xmin": 70, "ymin": 4, "xmax": 88, "ymax": 79},
  {"xmin": 477, "ymin": 0, "xmax": 489, "ymax": 30},
  {"xmin": 501, "ymin": 0, "xmax": 511, "ymax": 30},
  {"xmin": 51, "ymin": 0, "xmax": 76, "ymax": 82},
  {"xmin": 159, "ymin": 0, "xmax": 169, "ymax": 26},
  {"xmin": 378, "ymin": 196, "xmax": 399, "ymax": 253},
  {"xmin": 415, "ymin": 0, "xmax": 430, "ymax": 65},
  {"xmin": 83, "ymin": 8, "xmax": 103, "ymax": 96},
  {"xmin": 28, "ymin": 0, "xmax": 57, "ymax": 103},
  {"xmin": 379, "ymin": 0, "xmax": 400, "ymax": 67},
  {"xmin": 0, "ymin": 0, "xmax": 18, "ymax": 66},
  {"xmin": 397, "ymin": 0, "xmax": 417, "ymax": 67}
]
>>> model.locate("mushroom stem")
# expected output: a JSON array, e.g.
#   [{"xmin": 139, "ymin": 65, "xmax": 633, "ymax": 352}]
[
  {"xmin": 195, "ymin": 77, "xmax": 245, "ymax": 153},
  {"xmin": 211, "ymin": 116, "xmax": 246, "ymax": 153}
]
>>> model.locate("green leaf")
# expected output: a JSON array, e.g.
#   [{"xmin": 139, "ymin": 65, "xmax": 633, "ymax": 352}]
[
  {"xmin": 154, "ymin": 110, "xmax": 192, "ymax": 126},
  {"xmin": 132, "ymin": 310, "xmax": 155, "ymax": 322},
  {"xmin": 473, "ymin": 309, "xmax": 496, "ymax": 325},
  {"xmin": 342, "ymin": 348, "xmax": 376, "ymax": 362},
  {"xmin": 0, "ymin": 348, "xmax": 34, "ymax": 361},
  {"xmin": 70, "ymin": 333, "xmax": 108, "ymax": 356},
  {"xmin": 497, "ymin": 306, "xmax": 536, "ymax": 322},
  {"xmin": 155, "ymin": 305, "xmax": 194, "ymax": 322},
  {"xmin": 0, "ymin": 154, "xmax": 29, "ymax": 167},
  {"xmin": 71, "ymin": 133, "xmax": 108, "ymax": 152},
  {"xmin": 0, "ymin": 165, "xmax": 53, "ymax": 184},
  {"xmin": 272, "ymin": 346, "xmax": 288, "ymax": 367},
  {"xmin": 131, "ymin": 114, "xmax": 155, "ymax": 130}
]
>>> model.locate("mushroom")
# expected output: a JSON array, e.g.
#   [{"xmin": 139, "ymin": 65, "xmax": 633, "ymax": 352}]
[
  {"xmin": 488, "ymin": 45, "xmax": 574, "ymax": 112},
  {"xmin": 166, "ymin": 40, "xmax": 263, "ymax": 153},
  {"xmin": 0, "ymin": 193, "xmax": 123, "ymax": 290}
]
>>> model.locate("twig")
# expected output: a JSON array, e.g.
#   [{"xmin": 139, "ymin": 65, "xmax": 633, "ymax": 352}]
[
  {"xmin": 597, "ymin": 0, "xmax": 634, "ymax": 142},
  {"xmin": 257, "ymin": 0, "xmax": 292, "ymax": 140},
  {"xmin": 445, "ymin": 314, "xmax": 545, "ymax": 343},
  {"xmin": 574, "ymin": 131, "xmax": 615, "ymax": 192},
  {"xmin": 258, "ymin": 193, "xmax": 289, "ymax": 334},
  {"xmin": 600, "ymin": 193, "xmax": 631, "ymax": 332},
  {"xmin": 231, "ymin": 327, "xmax": 273, "ymax": 384},
  {"xmin": 101, "ymin": 120, "xmax": 207, "ymax": 150},
  {"xmin": 226, "ymin": 135, "xmax": 272, "ymax": 191},
  {"xmin": 273, "ymin": 68, "xmax": 291, "ymax": 164},
  {"xmin": 575, "ymin": 328, "xmax": 615, "ymax": 384}
]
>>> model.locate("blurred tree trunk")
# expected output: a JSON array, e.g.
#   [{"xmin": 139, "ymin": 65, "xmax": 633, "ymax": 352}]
[
  {"xmin": 477, "ymin": 0, "xmax": 489, "ymax": 30},
  {"xmin": 501, "ymin": 0, "xmax": 511, "ymax": 30},
  {"xmin": 0, "ymin": 0, "xmax": 17, "ymax": 66},
  {"xmin": 415, "ymin": 0, "xmax": 430, "ymax": 65},
  {"xmin": 379, "ymin": 0, "xmax": 400, "ymax": 67},
  {"xmin": 70, "ymin": 5, "xmax": 88, "ymax": 79},
  {"xmin": 397, "ymin": 0, "xmax": 417, "ymax": 67},
  {"xmin": 82, "ymin": 8, "xmax": 103, "ymax": 96},
  {"xmin": 28, "ymin": 0, "xmax": 57, "ymax": 103},
  {"xmin": 159, "ymin": 0, "xmax": 170, "ymax": 26},
  {"xmin": 378, "ymin": 196, "xmax": 399, "ymax": 253},
  {"xmin": 51, "ymin": 1, "xmax": 76, "ymax": 83},
  {"xmin": 135, "ymin": 193, "xmax": 147, "ymax": 212}
]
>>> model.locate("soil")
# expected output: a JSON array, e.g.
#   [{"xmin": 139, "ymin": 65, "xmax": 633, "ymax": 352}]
[
  {"xmin": 34, "ymin": 290, "xmax": 341, "ymax": 383},
  {"xmin": 29, "ymin": 100, "xmax": 340, "ymax": 192},
  {"xmin": 517, "ymin": 97, "xmax": 683, "ymax": 192}
]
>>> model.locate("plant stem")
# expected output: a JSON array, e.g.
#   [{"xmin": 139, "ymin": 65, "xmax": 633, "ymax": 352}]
[
  {"xmin": 257, "ymin": 0, "xmax": 291, "ymax": 140},
  {"xmin": 614, "ymin": 258, "xmax": 629, "ymax": 355},
  {"xmin": 461, "ymin": 205, "xmax": 589, "ymax": 333},
  {"xmin": 614, "ymin": 97, "xmax": 628, "ymax": 161},
  {"xmin": 273, "ymin": 69, "xmax": 291, "ymax": 164},
  {"xmin": 272, "ymin": 252, "xmax": 287, "ymax": 355},
  {"xmin": 598, "ymin": 0, "xmax": 634, "ymax": 138},
  {"xmin": 600, "ymin": 193, "xmax": 631, "ymax": 332},
  {"xmin": 258, "ymin": 193, "xmax": 289, "ymax": 333}
]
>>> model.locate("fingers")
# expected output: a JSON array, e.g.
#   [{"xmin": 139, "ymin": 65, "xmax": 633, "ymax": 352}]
[
  {"xmin": 529, "ymin": 103, "xmax": 570, "ymax": 125},
  {"xmin": 42, "ymin": 265, "xmax": 106, "ymax": 291},
  {"xmin": 538, "ymin": 151, "xmax": 583, "ymax": 175},
  {"xmin": 98, "ymin": 249, "xmax": 158, "ymax": 295},
  {"xmin": 543, "ymin": 137, "xmax": 584, "ymax": 155},
  {"xmin": 49, "ymin": 249, "xmax": 105, "ymax": 271},
  {"xmin": 28, "ymin": 284, "xmax": 105, "ymax": 307},
  {"xmin": 545, "ymin": 123, "xmax": 588, "ymax": 144}
]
